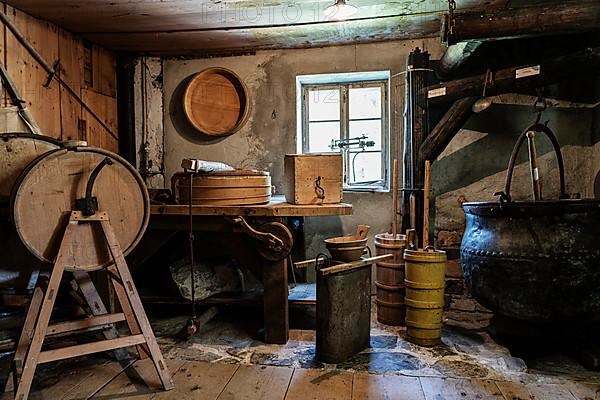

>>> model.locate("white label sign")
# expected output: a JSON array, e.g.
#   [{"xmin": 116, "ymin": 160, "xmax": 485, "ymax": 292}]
[
  {"xmin": 516, "ymin": 65, "xmax": 541, "ymax": 79},
  {"xmin": 428, "ymin": 87, "xmax": 446, "ymax": 99}
]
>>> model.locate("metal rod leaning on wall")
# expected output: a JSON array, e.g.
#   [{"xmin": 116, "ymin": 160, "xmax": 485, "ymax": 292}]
[{"xmin": 0, "ymin": 10, "xmax": 118, "ymax": 140}]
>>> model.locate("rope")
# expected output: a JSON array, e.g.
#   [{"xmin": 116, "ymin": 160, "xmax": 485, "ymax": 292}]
[{"xmin": 188, "ymin": 172, "xmax": 196, "ymax": 320}]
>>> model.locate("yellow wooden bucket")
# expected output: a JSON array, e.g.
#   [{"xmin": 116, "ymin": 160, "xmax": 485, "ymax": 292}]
[{"xmin": 404, "ymin": 248, "xmax": 447, "ymax": 347}]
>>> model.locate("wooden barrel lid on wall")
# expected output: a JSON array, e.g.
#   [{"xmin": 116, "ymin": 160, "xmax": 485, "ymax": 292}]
[
  {"xmin": 183, "ymin": 67, "xmax": 251, "ymax": 136},
  {"xmin": 172, "ymin": 170, "xmax": 271, "ymax": 206},
  {"xmin": 0, "ymin": 133, "xmax": 62, "ymax": 203},
  {"xmin": 11, "ymin": 146, "xmax": 150, "ymax": 271}
]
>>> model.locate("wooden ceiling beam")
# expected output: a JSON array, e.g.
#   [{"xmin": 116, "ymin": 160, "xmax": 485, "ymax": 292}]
[
  {"xmin": 442, "ymin": 1, "xmax": 600, "ymax": 45},
  {"xmin": 423, "ymin": 47, "xmax": 600, "ymax": 105},
  {"xmin": 435, "ymin": 2, "xmax": 600, "ymax": 79},
  {"xmin": 3, "ymin": 0, "xmax": 507, "ymax": 53},
  {"xmin": 79, "ymin": 14, "xmax": 441, "ymax": 56}
]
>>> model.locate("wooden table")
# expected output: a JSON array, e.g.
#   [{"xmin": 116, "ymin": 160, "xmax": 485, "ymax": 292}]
[{"xmin": 146, "ymin": 196, "xmax": 352, "ymax": 344}]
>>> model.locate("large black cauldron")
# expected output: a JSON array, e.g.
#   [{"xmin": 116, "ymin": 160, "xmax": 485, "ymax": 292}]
[{"xmin": 461, "ymin": 123, "xmax": 600, "ymax": 322}]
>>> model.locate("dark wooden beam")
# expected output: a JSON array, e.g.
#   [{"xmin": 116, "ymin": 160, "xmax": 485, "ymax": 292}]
[
  {"xmin": 436, "ymin": 40, "xmax": 482, "ymax": 80},
  {"xmin": 419, "ymin": 97, "xmax": 477, "ymax": 162},
  {"xmin": 443, "ymin": 2, "xmax": 600, "ymax": 45},
  {"xmin": 423, "ymin": 47, "xmax": 600, "ymax": 105}
]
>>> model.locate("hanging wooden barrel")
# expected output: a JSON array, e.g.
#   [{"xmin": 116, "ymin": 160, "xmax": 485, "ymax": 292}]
[
  {"xmin": 172, "ymin": 170, "xmax": 271, "ymax": 206},
  {"xmin": 11, "ymin": 146, "xmax": 150, "ymax": 271},
  {"xmin": 183, "ymin": 67, "xmax": 251, "ymax": 137},
  {"xmin": 404, "ymin": 248, "xmax": 447, "ymax": 347},
  {"xmin": 374, "ymin": 233, "xmax": 407, "ymax": 326},
  {"xmin": 0, "ymin": 133, "xmax": 62, "ymax": 203}
]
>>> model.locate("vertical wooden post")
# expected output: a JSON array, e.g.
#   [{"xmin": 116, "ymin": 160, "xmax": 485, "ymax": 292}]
[
  {"xmin": 263, "ymin": 257, "xmax": 289, "ymax": 344},
  {"xmin": 392, "ymin": 159, "xmax": 399, "ymax": 237},
  {"xmin": 13, "ymin": 223, "xmax": 74, "ymax": 400},
  {"xmin": 5, "ymin": 287, "xmax": 43, "ymax": 393},
  {"xmin": 423, "ymin": 160, "xmax": 431, "ymax": 248}
]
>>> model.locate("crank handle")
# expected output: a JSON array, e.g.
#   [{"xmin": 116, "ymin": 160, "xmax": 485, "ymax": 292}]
[{"xmin": 231, "ymin": 217, "xmax": 284, "ymax": 249}]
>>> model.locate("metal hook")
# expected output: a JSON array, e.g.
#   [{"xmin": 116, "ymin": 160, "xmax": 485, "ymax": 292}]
[
  {"xmin": 315, "ymin": 176, "xmax": 326, "ymax": 200},
  {"xmin": 533, "ymin": 90, "xmax": 547, "ymax": 125},
  {"xmin": 494, "ymin": 191, "xmax": 511, "ymax": 204}
]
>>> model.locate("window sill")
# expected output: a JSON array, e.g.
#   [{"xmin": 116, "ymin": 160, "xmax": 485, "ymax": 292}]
[{"xmin": 343, "ymin": 187, "xmax": 390, "ymax": 194}]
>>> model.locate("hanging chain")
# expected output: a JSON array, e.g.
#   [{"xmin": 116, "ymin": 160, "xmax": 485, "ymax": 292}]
[{"xmin": 447, "ymin": 0, "xmax": 457, "ymax": 36}]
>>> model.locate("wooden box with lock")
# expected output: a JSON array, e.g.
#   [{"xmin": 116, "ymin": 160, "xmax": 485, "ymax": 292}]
[{"xmin": 283, "ymin": 154, "xmax": 343, "ymax": 205}]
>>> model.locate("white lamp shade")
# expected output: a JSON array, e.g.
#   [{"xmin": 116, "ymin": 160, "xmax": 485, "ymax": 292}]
[{"xmin": 324, "ymin": 0, "xmax": 358, "ymax": 20}]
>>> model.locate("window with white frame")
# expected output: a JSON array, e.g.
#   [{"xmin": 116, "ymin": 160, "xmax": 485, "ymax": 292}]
[{"xmin": 297, "ymin": 72, "xmax": 389, "ymax": 191}]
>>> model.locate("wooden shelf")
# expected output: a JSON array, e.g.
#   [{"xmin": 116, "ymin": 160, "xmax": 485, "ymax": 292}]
[{"xmin": 151, "ymin": 196, "xmax": 353, "ymax": 218}]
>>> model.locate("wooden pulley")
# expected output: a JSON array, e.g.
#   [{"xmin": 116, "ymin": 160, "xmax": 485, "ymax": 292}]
[
  {"xmin": 0, "ymin": 133, "xmax": 62, "ymax": 203},
  {"xmin": 11, "ymin": 146, "xmax": 150, "ymax": 271},
  {"xmin": 256, "ymin": 222, "xmax": 294, "ymax": 262}
]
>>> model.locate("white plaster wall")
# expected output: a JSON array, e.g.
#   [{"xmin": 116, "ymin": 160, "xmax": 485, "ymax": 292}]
[{"xmin": 161, "ymin": 39, "xmax": 445, "ymax": 257}]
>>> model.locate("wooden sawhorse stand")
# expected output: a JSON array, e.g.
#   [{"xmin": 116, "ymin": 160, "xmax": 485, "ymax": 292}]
[{"xmin": 7, "ymin": 211, "xmax": 174, "ymax": 400}]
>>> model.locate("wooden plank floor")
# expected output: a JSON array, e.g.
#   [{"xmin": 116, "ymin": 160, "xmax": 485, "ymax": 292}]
[{"xmin": 3, "ymin": 358, "xmax": 599, "ymax": 400}]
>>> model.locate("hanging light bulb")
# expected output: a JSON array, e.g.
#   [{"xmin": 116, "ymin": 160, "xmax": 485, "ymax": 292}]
[{"xmin": 324, "ymin": 0, "xmax": 358, "ymax": 21}]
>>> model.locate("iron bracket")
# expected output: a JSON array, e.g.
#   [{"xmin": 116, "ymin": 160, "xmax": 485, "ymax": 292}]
[{"xmin": 75, "ymin": 157, "xmax": 114, "ymax": 216}]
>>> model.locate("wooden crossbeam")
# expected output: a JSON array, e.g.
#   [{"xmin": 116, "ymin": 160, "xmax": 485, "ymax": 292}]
[
  {"xmin": 47, "ymin": 313, "xmax": 126, "ymax": 336},
  {"xmin": 295, "ymin": 254, "xmax": 393, "ymax": 276},
  {"xmin": 319, "ymin": 255, "xmax": 392, "ymax": 276},
  {"xmin": 38, "ymin": 335, "xmax": 145, "ymax": 364},
  {"xmin": 423, "ymin": 47, "xmax": 600, "ymax": 105}
]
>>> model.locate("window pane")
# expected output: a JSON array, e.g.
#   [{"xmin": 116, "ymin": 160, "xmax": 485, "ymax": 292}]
[
  {"xmin": 349, "ymin": 86, "xmax": 381, "ymax": 119},
  {"xmin": 308, "ymin": 89, "xmax": 340, "ymax": 121},
  {"xmin": 348, "ymin": 152, "xmax": 383, "ymax": 184},
  {"xmin": 308, "ymin": 121, "xmax": 340, "ymax": 153},
  {"xmin": 349, "ymin": 119, "xmax": 382, "ymax": 151}
]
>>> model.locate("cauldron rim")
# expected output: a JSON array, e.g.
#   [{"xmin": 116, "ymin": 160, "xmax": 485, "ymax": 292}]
[{"xmin": 463, "ymin": 199, "xmax": 600, "ymax": 217}]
